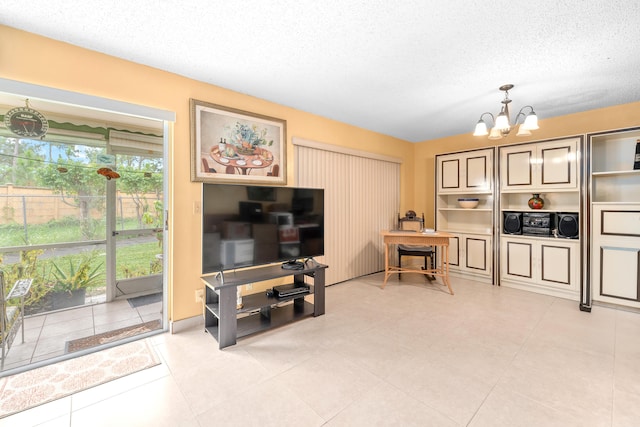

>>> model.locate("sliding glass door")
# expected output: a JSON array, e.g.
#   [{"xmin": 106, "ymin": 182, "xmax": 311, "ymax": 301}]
[
  {"xmin": 0, "ymin": 84, "xmax": 170, "ymax": 372},
  {"xmin": 110, "ymin": 151, "xmax": 164, "ymax": 301}
]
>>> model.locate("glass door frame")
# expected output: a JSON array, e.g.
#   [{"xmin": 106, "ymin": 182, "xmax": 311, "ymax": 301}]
[{"xmin": 0, "ymin": 77, "xmax": 174, "ymax": 327}]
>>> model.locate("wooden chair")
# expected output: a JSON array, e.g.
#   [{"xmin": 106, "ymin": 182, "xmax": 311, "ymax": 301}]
[
  {"xmin": 201, "ymin": 158, "xmax": 217, "ymax": 173},
  {"xmin": 267, "ymin": 164, "xmax": 279, "ymax": 177},
  {"xmin": 397, "ymin": 211, "xmax": 436, "ymax": 279}
]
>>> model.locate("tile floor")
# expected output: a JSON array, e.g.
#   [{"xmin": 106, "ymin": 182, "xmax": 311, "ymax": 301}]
[
  {"xmin": 1, "ymin": 297, "xmax": 162, "ymax": 371},
  {"xmin": 2, "ymin": 273, "xmax": 640, "ymax": 426}
]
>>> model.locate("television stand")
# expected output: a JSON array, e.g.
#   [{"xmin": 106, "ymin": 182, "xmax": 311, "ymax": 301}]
[{"xmin": 201, "ymin": 259, "xmax": 328, "ymax": 349}]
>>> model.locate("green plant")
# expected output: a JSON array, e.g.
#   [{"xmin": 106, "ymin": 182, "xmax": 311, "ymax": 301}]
[
  {"xmin": 142, "ymin": 200, "xmax": 164, "ymax": 247},
  {"xmin": 51, "ymin": 251, "xmax": 103, "ymax": 293},
  {"xmin": 149, "ymin": 257, "xmax": 162, "ymax": 274},
  {"xmin": 0, "ymin": 249, "xmax": 53, "ymax": 308}
]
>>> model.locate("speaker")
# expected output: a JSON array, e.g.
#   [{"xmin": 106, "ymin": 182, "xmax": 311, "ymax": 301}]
[
  {"xmin": 556, "ymin": 213, "xmax": 579, "ymax": 239},
  {"xmin": 503, "ymin": 212, "xmax": 523, "ymax": 235}
]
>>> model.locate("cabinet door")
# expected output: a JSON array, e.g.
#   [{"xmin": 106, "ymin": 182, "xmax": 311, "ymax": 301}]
[
  {"xmin": 464, "ymin": 150, "xmax": 493, "ymax": 192},
  {"xmin": 539, "ymin": 240, "xmax": 579, "ymax": 291},
  {"xmin": 501, "ymin": 237, "xmax": 534, "ymax": 283},
  {"xmin": 592, "ymin": 206, "xmax": 640, "ymax": 304},
  {"xmin": 537, "ymin": 139, "xmax": 578, "ymax": 189},
  {"xmin": 500, "ymin": 138, "xmax": 578, "ymax": 191},
  {"xmin": 438, "ymin": 155, "xmax": 461, "ymax": 193},
  {"xmin": 437, "ymin": 149, "xmax": 493, "ymax": 193},
  {"xmin": 462, "ymin": 235, "xmax": 492, "ymax": 276},
  {"xmin": 447, "ymin": 233, "xmax": 461, "ymax": 271},
  {"xmin": 500, "ymin": 144, "xmax": 535, "ymax": 190},
  {"xmin": 597, "ymin": 243, "xmax": 640, "ymax": 301},
  {"xmin": 502, "ymin": 237, "xmax": 579, "ymax": 291},
  {"xmin": 444, "ymin": 233, "xmax": 492, "ymax": 278}
]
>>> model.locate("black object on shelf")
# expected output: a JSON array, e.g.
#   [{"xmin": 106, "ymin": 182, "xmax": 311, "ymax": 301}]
[
  {"xmin": 503, "ymin": 212, "xmax": 523, "ymax": 235},
  {"xmin": 634, "ymin": 139, "xmax": 640, "ymax": 170},
  {"xmin": 282, "ymin": 260, "xmax": 304, "ymax": 270},
  {"xmin": 273, "ymin": 283, "xmax": 310, "ymax": 298}
]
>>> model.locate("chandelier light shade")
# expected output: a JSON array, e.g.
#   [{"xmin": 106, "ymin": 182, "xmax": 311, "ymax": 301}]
[{"xmin": 473, "ymin": 84, "xmax": 539, "ymax": 140}]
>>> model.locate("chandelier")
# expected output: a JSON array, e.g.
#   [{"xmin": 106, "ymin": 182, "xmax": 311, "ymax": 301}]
[{"xmin": 473, "ymin": 84, "xmax": 539, "ymax": 140}]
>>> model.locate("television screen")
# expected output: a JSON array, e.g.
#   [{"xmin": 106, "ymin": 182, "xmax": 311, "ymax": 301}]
[{"xmin": 202, "ymin": 183, "xmax": 324, "ymax": 273}]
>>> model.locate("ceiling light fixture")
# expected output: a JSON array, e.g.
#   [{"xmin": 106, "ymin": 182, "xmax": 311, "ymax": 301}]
[{"xmin": 473, "ymin": 84, "xmax": 539, "ymax": 140}]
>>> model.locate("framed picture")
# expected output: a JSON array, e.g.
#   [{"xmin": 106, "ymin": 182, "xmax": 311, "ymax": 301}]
[{"xmin": 190, "ymin": 99, "xmax": 286, "ymax": 184}]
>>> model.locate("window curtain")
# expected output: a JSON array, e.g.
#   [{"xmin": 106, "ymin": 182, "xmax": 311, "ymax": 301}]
[{"xmin": 293, "ymin": 137, "xmax": 401, "ymax": 285}]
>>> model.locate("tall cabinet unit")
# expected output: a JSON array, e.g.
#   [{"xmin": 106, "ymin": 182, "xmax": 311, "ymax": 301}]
[
  {"xmin": 498, "ymin": 137, "xmax": 583, "ymax": 300},
  {"xmin": 586, "ymin": 127, "xmax": 640, "ymax": 310},
  {"xmin": 435, "ymin": 147, "xmax": 495, "ymax": 284}
]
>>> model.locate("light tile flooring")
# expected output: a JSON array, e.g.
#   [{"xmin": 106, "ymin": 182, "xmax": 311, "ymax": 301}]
[
  {"xmin": 3, "ymin": 273, "xmax": 640, "ymax": 426},
  {"xmin": 2, "ymin": 297, "xmax": 162, "ymax": 371}
]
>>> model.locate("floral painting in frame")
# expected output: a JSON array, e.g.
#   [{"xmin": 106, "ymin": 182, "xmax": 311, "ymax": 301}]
[{"xmin": 190, "ymin": 99, "xmax": 286, "ymax": 184}]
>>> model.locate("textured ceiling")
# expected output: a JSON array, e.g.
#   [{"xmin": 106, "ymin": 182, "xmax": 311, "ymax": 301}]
[{"xmin": 2, "ymin": 1, "xmax": 640, "ymax": 142}]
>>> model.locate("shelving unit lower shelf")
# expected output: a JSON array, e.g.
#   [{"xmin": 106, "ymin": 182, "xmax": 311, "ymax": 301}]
[{"xmin": 201, "ymin": 260, "xmax": 327, "ymax": 349}]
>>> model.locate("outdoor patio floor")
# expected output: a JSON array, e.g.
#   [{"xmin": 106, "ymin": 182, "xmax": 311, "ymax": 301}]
[{"xmin": 1, "ymin": 294, "xmax": 163, "ymax": 372}]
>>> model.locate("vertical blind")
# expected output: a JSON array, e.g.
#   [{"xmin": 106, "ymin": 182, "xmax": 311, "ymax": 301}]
[{"xmin": 294, "ymin": 137, "xmax": 401, "ymax": 285}]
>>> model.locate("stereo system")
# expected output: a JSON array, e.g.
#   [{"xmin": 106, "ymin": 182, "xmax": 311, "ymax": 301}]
[
  {"xmin": 503, "ymin": 212, "xmax": 523, "ymax": 235},
  {"xmin": 556, "ymin": 213, "xmax": 579, "ymax": 239},
  {"xmin": 523, "ymin": 212, "xmax": 553, "ymax": 236},
  {"xmin": 503, "ymin": 211, "xmax": 579, "ymax": 239}
]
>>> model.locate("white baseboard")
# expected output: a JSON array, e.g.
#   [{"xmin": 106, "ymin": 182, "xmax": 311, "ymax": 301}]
[{"xmin": 170, "ymin": 315, "xmax": 204, "ymax": 334}]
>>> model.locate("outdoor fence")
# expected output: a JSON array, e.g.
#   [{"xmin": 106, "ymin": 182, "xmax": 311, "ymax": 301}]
[{"xmin": 0, "ymin": 185, "xmax": 161, "ymax": 227}]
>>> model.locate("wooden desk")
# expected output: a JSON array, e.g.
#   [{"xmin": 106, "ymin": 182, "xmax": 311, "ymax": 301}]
[{"xmin": 380, "ymin": 230, "xmax": 454, "ymax": 294}]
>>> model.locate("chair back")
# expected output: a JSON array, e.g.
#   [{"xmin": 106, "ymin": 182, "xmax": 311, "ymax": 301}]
[
  {"xmin": 397, "ymin": 211, "xmax": 433, "ymax": 256},
  {"xmin": 398, "ymin": 211, "xmax": 425, "ymax": 232}
]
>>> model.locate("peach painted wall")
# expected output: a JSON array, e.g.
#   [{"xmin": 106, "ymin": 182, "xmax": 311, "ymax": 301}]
[
  {"xmin": 414, "ymin": 101, "xmax": 640, "ymax": 227},
  {"xmin": 0, "ymin": 25, "xmax": 414, "ymax": 322},
  {"xmin": 3, "ymin": 24, "xmax": 640, "ymax": 322}
]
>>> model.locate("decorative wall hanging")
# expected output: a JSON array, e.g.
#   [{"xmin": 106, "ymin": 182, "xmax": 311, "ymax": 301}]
[
  {"xmin": 190, "ymin": 99, "xmax": 286, "ymax": 185},
  {"xmin": 3, "ymin": 99, "xmax": 49, "ymax": 138}
]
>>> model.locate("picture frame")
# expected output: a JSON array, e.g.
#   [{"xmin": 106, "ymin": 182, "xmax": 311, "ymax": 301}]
[{"xmin": 190, "ymin": 99, "xmax": 286, "ymax": 184}]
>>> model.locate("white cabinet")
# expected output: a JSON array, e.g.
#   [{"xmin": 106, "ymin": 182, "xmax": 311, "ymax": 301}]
[
  {"xmin": 500, "ymin": 236, "xmax": 580, "ymax": 297},
  {"xmin": 437, "ymin": 148, "xmax": 493, "ymax": 193},
  {"xmin": 591, "ymin": 205, "xmax": 640, "ymax": 308},
  {"xmin": 498, "ymin": 136, "xmax": 582, "ymax": 301},
  {"xmin": 436, "ymin": 147, "xmax": 495, "ymax": 284},
  {"xmin": 500, "ymin": 138, "xmax": 579, "ymax": 191},
  {"xmin": 446, "ymin": 232, "xmax": 492, "ymax": 280},
  {"xmin": 587, "ymin": 128, "xmax": 640, "ymax": 310}
]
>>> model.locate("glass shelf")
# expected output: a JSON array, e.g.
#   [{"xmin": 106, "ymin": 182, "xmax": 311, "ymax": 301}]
[
  {"xmin": 592, "ymin": 169, "xmax": 640, "ymax": 177},
  {"xmin": 438, "ymin": 227, "xmax": 492, "ymax": 236},
  {"xmin": 437, "ymin": 208, "xmax": 492, "ymax": 212}
]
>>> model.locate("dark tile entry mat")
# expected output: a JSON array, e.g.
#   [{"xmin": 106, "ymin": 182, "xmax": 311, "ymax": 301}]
[{"xmin": 127, "ymin": 292, "xmax": 163, "ymax": 308}]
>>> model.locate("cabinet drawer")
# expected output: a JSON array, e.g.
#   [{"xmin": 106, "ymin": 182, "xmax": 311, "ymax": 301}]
[{"xmin": 600, "ymin": 210, "xmax": 640, "ymax": 237}]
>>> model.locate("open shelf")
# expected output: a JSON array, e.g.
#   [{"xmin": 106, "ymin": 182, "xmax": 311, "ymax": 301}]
[
  {"xmin": 500, "ymin": 191, "xmax": 579, "ymax": 212},
  {"xmin": 437, "ymin": 208, "xmax": 492, "ymax": 212},
  {"xmin": 592, "ymin": 169, "xmax": 640, "ymax": 177},
  {"xmin": 205, "ymin": 300, "xmax": 315, "ymax": 342},
  {"xmin": 438, "ymin": 227, "xmax": 492, "ymax": 236},
  {"xmin": 236, "ymin": 301, "xmax": 315, "ymax": 338}
]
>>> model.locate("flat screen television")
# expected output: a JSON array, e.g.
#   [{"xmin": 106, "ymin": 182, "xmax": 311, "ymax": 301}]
[{"xmin": 202, "ymin": 183, "xmax": 324, "ymax": 274}]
